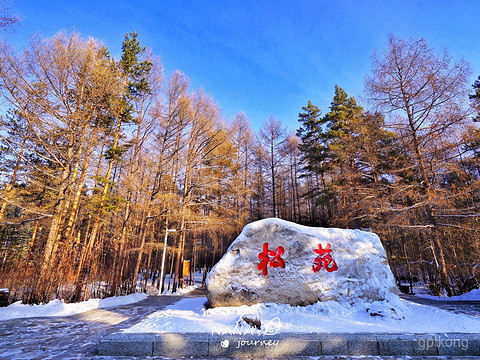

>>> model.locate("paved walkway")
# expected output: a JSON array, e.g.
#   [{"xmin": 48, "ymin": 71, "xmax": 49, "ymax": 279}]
[
  {"xmin": 0, "ymin": 289, "xmax": 205, "ymax": 360},
  {"xmin": 400, "ymin": 294, "xmax": 480, "ymax": 318},
  {"xmin": 0, "ymin": 289, "xmax": 478, "ymax": 359}
]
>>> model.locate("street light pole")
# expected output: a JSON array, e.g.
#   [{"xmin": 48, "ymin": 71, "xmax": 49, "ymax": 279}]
[
  {"xmin": 160, "ymin": 228, "xmax": 176, "ymax": 294},
  {"xmin": 193, "ymin": 241, "xmax": 202, "ymax": 286}
]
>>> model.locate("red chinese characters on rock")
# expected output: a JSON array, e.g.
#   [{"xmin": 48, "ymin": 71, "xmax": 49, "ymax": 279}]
[
  {"xmin": 312, "ymin": 243, "xmax": 338, "ymax": 273},
  {"xmin": 257, "ymin": 242, "xmax": 285, "ymax": 275}
]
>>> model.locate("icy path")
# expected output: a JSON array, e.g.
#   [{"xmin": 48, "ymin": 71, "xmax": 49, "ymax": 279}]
[
  {"xmin": 0, "ymin": 290, "xmax": 478, "ymax": 359},
  {"xmin": 0, "ymin": 289, "xmax": 206, "ymax": 359}
]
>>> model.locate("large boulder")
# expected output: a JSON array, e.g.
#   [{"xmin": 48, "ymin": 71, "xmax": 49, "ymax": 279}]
[{"xmin": 206, "ymin": 218, "xmax": 399, "ymax": 307}]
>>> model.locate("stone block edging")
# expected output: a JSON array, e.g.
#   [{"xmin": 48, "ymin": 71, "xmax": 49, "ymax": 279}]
[{"xmin": 98, "ymin": 332, "xmax": 480, "ymax": 357}]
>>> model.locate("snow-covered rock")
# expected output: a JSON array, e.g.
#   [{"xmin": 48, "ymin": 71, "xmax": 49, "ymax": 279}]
[{"xmin": 206, "ymin": 218, "xmax": 399, "ymax": 307}]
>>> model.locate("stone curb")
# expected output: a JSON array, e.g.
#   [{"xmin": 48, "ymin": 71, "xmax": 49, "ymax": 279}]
[{"xmin": 98, "ymin": 332, "xmax": 480, "ymax": 357}]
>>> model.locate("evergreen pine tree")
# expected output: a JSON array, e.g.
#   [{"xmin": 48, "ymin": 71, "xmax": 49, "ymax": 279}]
[
  {"xmin": 296, "ymin": 101, "xmax": 332, "ymax": 223},
  {"xmin": 470, "ymin": 76, "xmax": 480, "ymax": 122},
  {"xmin": 324, "ymin": 85, "xmax": 363, "ymax": 166}
]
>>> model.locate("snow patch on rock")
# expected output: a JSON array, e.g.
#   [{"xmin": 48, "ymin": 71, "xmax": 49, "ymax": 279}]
[{"xmin": 206, "ymin": 218, "xmax": 399, "ymax": 308}]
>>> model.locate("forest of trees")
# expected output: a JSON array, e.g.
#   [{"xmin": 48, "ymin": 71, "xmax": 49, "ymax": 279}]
[{"xmin": 0, "ymin": 29, "xmax": 479, "ymax": 304}]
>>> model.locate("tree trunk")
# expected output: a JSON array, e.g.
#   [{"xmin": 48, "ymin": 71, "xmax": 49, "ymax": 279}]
[
  {"xmin": 72, "ymin": 119, "xmax": 122, "ymax": 301},
  {"xmin": 131, "ymin": 210, "xmax": 151, "ymax": 293},
  {"xmin": 426, "ymin": 207, "xmax": 453, "ymax": 296},
  {"xmin": 0, "ymin": 135, "xmax": 26, "ymax": 221}
]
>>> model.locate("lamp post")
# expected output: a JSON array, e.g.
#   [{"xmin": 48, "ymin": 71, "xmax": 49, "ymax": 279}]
[
  {"xmin": 160, "ymin": 228, "xmax": 176, "ymax": 293},
  {"xmin": 193, "ymin": 241, "xmax": 202, "ymax": 285}
]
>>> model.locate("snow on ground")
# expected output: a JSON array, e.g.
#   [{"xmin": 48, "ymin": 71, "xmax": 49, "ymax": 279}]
[
  {"xmin": 0, "ymin": 292, "xmax": 147, "ymax": 321},
  {"xmin": 162, "ymin": 284, "xmax": 200, "ymax": 296},
  {"xmin": 0, "ymin": 276, "xmax": 202, "ymax": 321},
  {"xmin": 142, "ymin": 271, "xmax": 204, "ymax": 296},
  {"xmin": 416, "ymin": 288, "xmax": 480, "ymax": 301},
  {"xmin": 124, "ymin": 294, "xmax": 480, "ymax": 334}
]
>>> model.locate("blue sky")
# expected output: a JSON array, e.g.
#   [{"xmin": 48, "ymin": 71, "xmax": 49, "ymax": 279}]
[{"xmin": 7, "ymin": 1, "xmax": 480, "ymax": 131}]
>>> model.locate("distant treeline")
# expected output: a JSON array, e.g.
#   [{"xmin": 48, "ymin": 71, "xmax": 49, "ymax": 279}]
[{"xmin": 0, "ymin": 31, "xmax": 479, "ymax": 304}]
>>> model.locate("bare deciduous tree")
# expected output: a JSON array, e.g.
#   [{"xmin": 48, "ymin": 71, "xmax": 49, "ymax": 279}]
[
  {"xmin": 365, "ymin": 34, "xmax": 471, "ymax": 185},
  {"xmin": 259, "ymin": 115, "xmax": 287, "ymax": 218},
  {"xmin": 0, "ymin": 31, "xmax": 123, "ymax": 301},
  {"xmin": 365, "ymin": 34, "xmax": 472, "ymax": 296},
  {"xmin": 0, "ymin": 0, "xmax": 19, "ymax": 31}
]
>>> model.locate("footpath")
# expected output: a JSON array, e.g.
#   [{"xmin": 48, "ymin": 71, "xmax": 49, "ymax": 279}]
[
  {"xmin": 0, "ymin": 288, "xmax": 479, "ymax": 359},
  {"xmin": 0, "ymin": 289, "xmax": 203, "ymax": 359}
]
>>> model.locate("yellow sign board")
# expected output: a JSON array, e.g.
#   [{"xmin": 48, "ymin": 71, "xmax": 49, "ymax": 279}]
[
  {"xmin": 182, "ymin": 260, "xmax": 191, "ymax": 288},
  {"xmin": 183, "ymin": 260, "xmax": 190, "ymax": 278}
]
